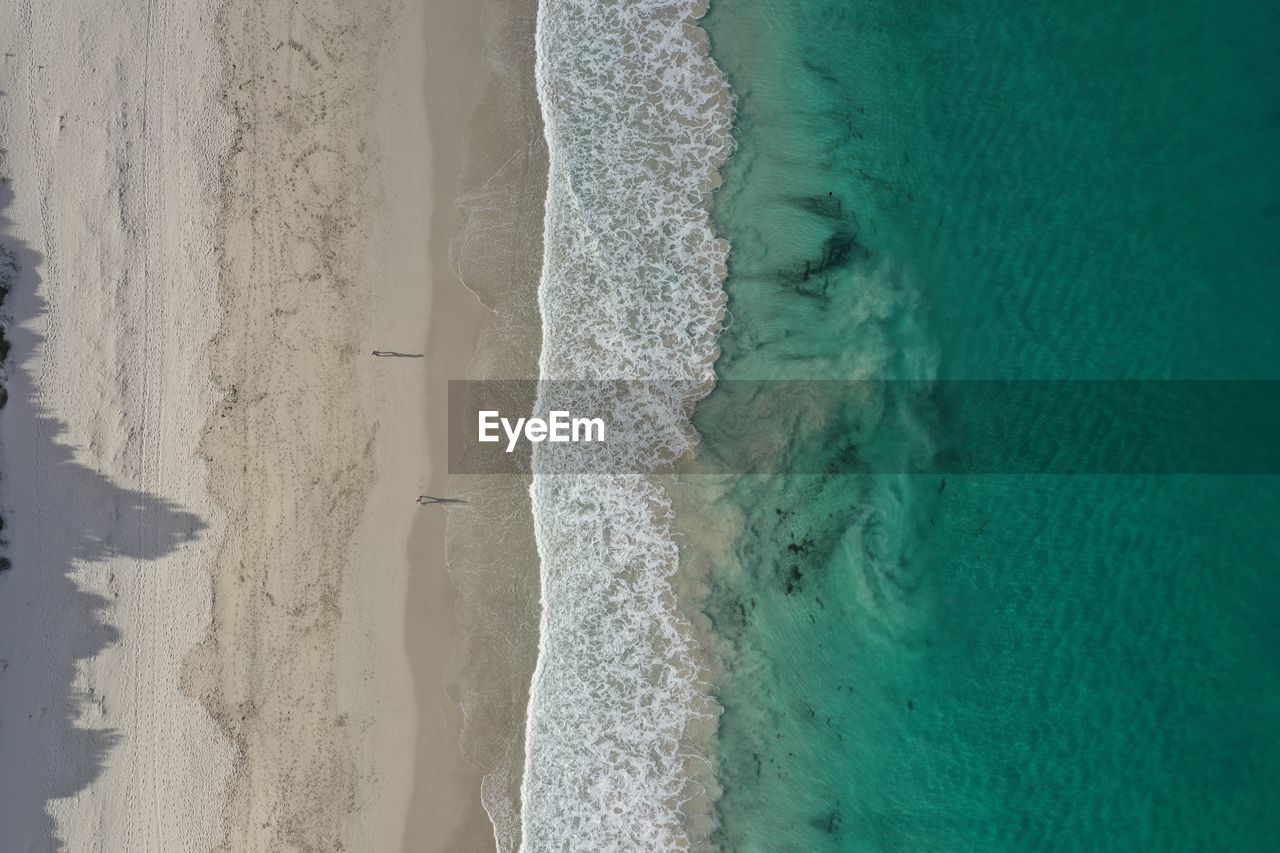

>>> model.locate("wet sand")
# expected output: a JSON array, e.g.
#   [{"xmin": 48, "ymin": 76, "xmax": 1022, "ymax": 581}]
[{"xmin": 402, "ymin": 0, "xmax": 546, "ymax": 850}]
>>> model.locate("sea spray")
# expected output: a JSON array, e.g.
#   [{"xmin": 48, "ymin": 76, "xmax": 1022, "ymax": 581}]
[{"xmin": 521, "ymin": 0, "xmax": 732, "ymax": 847}]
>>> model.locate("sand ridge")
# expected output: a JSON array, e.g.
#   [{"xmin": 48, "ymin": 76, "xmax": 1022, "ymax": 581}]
[{"xmin": 179, "ymin": 1, "xmax": 407, "ymax": 850}]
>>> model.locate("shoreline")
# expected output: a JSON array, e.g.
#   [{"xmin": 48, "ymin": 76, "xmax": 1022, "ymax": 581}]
[
  {"xmin": 519, "ymin": 0, "xmax": 734, "ymax": 845},
  {"xmin": 396, "ymin": 0, "xmax": 496, "ymax": 847},
  {"xmin": 403, "ymin": 0, "xmax": 548, "ymax": 849}
]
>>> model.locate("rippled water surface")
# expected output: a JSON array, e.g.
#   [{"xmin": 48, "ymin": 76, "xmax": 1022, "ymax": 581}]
[{"xmin": 691, "ymin": 0, "xmax": 1280, "ymax": 849}]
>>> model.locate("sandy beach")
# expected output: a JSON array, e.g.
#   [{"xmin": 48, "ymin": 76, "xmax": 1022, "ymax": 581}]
[
  {"xmin": 0, "ymin": 2, "xmax": 233, "ymax": 849},
  {"xmin": 0, "ymin": 0, "xmax": 539, "ymax": 848},
  {"xmin": 404, "ymin": 0, "xmax": 546, "ymax": 849}
]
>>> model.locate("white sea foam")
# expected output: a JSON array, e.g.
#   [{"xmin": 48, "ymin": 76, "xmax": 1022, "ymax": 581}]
[{"xmin": 520, "ymin": 0, "xmax": 733, "ymax": 848}]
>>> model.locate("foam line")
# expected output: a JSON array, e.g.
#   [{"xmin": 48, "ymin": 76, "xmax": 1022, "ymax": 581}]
[{"xmin": 520, "ymin": 0, "xmax": 734, "ymax": 848}]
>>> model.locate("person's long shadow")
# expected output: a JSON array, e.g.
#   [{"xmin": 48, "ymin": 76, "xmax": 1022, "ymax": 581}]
[{"xmin": 0, "ymin": 177, "xmax": 208, "ymax": 845}]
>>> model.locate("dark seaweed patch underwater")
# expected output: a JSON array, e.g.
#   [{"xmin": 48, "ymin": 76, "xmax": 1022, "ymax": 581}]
[{"xmin": 685, "ymin": 0, "xmax": 1280, "ymax": 849}]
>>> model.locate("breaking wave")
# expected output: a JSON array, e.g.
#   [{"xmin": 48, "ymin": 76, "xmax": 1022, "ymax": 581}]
[{"xmin": 520, "ymin": 0, "xmax": 733, "ymax": 848}]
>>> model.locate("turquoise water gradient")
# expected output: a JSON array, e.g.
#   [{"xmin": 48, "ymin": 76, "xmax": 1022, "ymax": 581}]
[{"xmin": 687, "ymin": 1, "xmax": 1280, "ymax": 849}]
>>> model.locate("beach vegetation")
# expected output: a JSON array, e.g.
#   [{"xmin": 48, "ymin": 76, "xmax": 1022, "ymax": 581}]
[
  {"xmin": 0, "ymin": 242, "xmax": 12, "ymax": 393},
  {"xmin": 0, "ymin": 242, "xmax": 12, "ymax": 564}
]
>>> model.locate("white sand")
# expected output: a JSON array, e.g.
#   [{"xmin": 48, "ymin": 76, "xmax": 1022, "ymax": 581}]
[
  {"xmin": 0, "ymin": 0, "xmax": 456, "ymax": 849},
  {"xmin": 0, "ymin": 1, "xmax": 233, "ymax": 850},
  {"xmin": 180, "ymin": 0, "xmax": 430, "ymax": 850}
]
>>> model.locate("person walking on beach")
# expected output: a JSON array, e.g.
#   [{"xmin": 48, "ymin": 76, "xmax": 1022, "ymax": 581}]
[{"xmin": 416, "ymin": 495, "xmax": 466, "ymax": 506}]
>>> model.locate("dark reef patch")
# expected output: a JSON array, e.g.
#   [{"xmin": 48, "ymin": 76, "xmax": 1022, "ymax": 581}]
[
  {"xmin": 789, "ymin": 193, "xmax": 844, "ymax": 220},
  {"xmin": 777, "ymin": 228, "xmax": 873, "ymax": 300}
]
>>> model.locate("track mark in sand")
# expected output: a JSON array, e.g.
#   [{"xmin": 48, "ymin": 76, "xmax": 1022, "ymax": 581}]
[
  {"xmin": 137, "ymin": 0, "xmax": 173, "ymax": 848},
  {"xmin": 286, "ymin": 39, "xmax": 323, "ymax": 72},
  {"xmin": 189, "ymin": 2, "xmax": 399, "ymax": 848}
]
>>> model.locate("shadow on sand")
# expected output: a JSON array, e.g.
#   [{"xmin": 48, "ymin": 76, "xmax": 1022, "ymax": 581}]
[{"xmin": 0, "ymin": 176, "xmax": 207, "ymax": 847}]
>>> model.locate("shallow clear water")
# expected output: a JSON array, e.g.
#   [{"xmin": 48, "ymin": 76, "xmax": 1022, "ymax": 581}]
[{"xmin": 690, "ymin": 0, "xmax": 1280, "ymax": 849}]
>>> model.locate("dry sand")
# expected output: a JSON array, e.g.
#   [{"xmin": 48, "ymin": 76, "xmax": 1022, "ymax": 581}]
[
  {"xmin": 178, "ymin": 0, "xmax": 429, "ymax": 850},
  {"xmin": 0, "ymin": 2, "xmax": 233, "ymax": 850}
]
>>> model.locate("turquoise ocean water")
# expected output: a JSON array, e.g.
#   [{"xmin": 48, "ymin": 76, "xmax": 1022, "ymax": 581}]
[{"xmin": 685, "ymin": 1, "xmax": 1280, "ymax": 849}]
